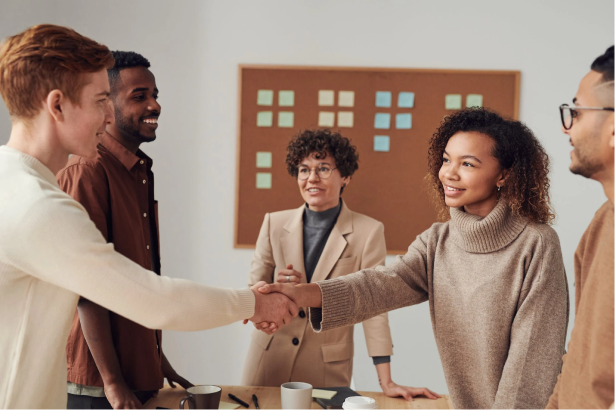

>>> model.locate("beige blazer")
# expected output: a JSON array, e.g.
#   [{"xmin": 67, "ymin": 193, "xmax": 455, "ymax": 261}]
[{"xmin": 241, "ymin": 202, "xmax": 393, "ymax": 388}]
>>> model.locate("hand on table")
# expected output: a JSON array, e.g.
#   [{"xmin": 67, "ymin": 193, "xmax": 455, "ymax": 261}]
[
  {"xmin": 105, "ymin": 381, "xmax": 143, "ymax": 409},
  {"xmin": 276, "ymin": 264, "xmax": 303, "ymax": 284},
  {"xmin": 161, "ymin": 353, "xmax": 193, "ymax": 390},
  {"xmin": 247, "ymin": 281, "xmax": 298, "ymax": 331},
  {"xmin": 381, "ymin": 381, "xmax": 441, "ymax": 402}
]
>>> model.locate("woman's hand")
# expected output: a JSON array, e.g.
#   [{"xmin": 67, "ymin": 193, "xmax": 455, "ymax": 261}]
[
  {"xmin": 381, "ymin": 381, "xmax": 441, "ymax": 401},
  {"xmin": 276, "ymin": 264, "xmax": 303, "ymax": 285}
]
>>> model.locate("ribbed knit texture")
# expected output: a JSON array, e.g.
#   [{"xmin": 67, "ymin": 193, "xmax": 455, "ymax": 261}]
[
  {"xmin": 0, "ymin": 146, "xmax": 255, "ymax": 409},
  {"xmin": 309, "ymin": 201, "xmax": 569, "ymax": 409}
]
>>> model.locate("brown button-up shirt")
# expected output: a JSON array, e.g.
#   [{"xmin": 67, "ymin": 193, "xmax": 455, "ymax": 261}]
[{"xmin": 57, "ymin": 132, "xmax": 163, "ymax": 391}]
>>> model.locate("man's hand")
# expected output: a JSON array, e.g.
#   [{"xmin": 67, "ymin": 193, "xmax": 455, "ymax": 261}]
[
  {"xmin": 276, "ymin": 264, "xmax": 304, "ymax": 285},
  {"xmin": 161, "ymin": 353, "xmax": 193, "ymax": 389},
  {"xmin": 257, "ymin": 282, "xmax": 322, "ymax": 308},
  {"xmin": 249, "ymin": 282, "xmax": 299, "ymax": 329},
  {"xmin": 105, "ymin": 381, "xmax": 142, "ymax": 409}
]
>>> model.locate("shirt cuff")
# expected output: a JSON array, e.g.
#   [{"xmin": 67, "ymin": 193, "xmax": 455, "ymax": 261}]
[{"xmin": 372, "ymin": 356, "xmax": 391, "ymax": 365}]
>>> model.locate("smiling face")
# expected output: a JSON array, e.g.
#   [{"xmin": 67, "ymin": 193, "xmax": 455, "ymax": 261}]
[
  {"xmin": 108, "ymin": 66, "xmax": 160, "ymax": 150},
  {"xmin": 297, "ymin": 152, "xmax": 350, "ymax": 212},
  {"xmin": 438, "ymin": 131, "xmax": 507, "ymax": 217},
  {"xmin": 57, "ymin": 70, "xmax": 113, "ymax": 158},
  {"xmin": 563, "ymin": 70, "xmax": 615, "ymax": 180}
]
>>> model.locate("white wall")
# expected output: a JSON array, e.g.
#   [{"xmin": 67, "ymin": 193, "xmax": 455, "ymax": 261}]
[{"xmin": 1, "ymin": 0, "xmax": 612, "ymax": 395}]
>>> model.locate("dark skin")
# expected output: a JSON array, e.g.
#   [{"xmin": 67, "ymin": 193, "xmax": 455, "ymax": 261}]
[{"xmin": 78, "ymin": 66, "xmax": 191, "ymax": 410}]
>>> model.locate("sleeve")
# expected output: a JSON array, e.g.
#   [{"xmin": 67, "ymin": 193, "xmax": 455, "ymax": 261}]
[
  {"xmin": 309, "ymin": 228, "xmax": 432, "ymax": 332},
  {"xmin": 359, "ymin": 222, "xmax": 394, "ymax": 358},
  {"xmin": 546, "ymin": 354, "xmax": 567, "ymax": 409},
  {"xmin": 3, "ymin": 193, "xmax": 255, "ymax": 331},
  {"xmin": 248, "ymin": 213, "xmax": 276, "ymax": 287},
  {"xmin": 57, "ymin": 163, "xmax": 110, "ymax": 241},
  {"xmin": 493, "ymin": 230, "xmax": 570, "ymax": 409}
]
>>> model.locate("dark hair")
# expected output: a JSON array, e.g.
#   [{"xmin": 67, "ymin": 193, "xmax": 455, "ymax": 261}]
[
  {"xmin": 286, "ymin": 129, "xmax": 359, "ymax": 194},
  {"xmin": 426, "ymin": 108, "xmax": 554, "ymax": 224},
  {"xmin": 591, "ymin": 46, "xmax": 614, "ymax": 82},
  {"xmin": 107, "ymin": 51, "xmax": 151, "ymax": 92}
]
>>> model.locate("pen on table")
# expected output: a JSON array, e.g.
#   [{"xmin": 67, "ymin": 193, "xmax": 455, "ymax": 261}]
[
  {"xmin": 228, "ymin": 393, "xmax": 250, "ymax": 408},
  {"xmin": 252, "ymin": 394, "xmax": 260, "ymax": 409}
]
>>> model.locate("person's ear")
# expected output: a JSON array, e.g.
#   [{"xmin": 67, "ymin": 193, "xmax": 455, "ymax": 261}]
[
  {"xmin": 341, "ymin": 176, "xmax": 351, "ymax": 189},
  {"xmin": 608, "ymin": 114, "xmax": 614, "ymax": 149},
  {"xmin": 46, "ymin": 90, "xmax": 65, "ymax": 122},
  {"xmin": 497, "ymin": 169, "xmax": 509, "ymax": 188}
]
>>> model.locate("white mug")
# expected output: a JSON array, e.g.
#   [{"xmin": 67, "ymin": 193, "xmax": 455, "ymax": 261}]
[
  {"xmin": 281, "ymin": 382, "xmax": 313, "ymax": 409},
  {"xmin": 342, "ymin": 396, "xmax": 378, "ymax": 409}
]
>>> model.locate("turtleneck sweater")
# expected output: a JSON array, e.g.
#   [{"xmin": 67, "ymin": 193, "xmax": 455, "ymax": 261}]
[
  {"xmin": 303, "ymin": 201, "xmax": 341, "ymax": 282},
  {"xmin": 309, "ymin": 200, "xmax": 570, "ymax": 409}
]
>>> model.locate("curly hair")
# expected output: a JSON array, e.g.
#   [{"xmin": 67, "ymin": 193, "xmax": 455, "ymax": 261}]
[
  {"xmin": 426, "ymin": 108, "xmax": 554, "ymax": 224},
  {"xmin": 107, "ymin": 51, "xmax": 151, "ymax": 93},
  {"xmin": 286, "ymin": 129, "xmax": 359, "ymax": 194}
]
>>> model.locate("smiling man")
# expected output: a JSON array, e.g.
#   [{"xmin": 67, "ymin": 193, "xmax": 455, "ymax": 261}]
[{"xmin": 58, "ymin": 52, "xmax": 191, "ymax": 409}]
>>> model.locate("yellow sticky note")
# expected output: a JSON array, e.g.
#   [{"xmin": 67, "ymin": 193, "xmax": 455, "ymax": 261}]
[
  {"xmin": 256, "ymin": 173, "xmax": 272, "ymax": 189},
  {"xmin": 318, "ymin": 90, "xmax": 335, "ymax": 106},
  {"xmin": 312, "ymin": 389, "xmax": 337, "ymax": 400},
  {"xmin": 219, "ymin": 401, "xmax": 241, "ymax": 409},
  {"xmin": 318, "ymin": 112, "xmax": 335, "ymax": 127},
  {"xmin": 338, "ymin": 91, "xmax": 355, "ymax": 107},
  {"xmin": 337, "ymin": 111, "xmax": 354, "ymax": 127}
]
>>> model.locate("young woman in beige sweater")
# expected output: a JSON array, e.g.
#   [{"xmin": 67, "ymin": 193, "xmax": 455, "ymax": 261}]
[{"xmin": 256, "ymin": 108, "xmax": 570, "ymax": 409}]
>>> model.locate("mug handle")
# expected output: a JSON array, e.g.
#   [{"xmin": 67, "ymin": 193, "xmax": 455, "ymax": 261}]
[{"xmin": 180, "ymin": 396, "xmax": 195, "ymax": 409}]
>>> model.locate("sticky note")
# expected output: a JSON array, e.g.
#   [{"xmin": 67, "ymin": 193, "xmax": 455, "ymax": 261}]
[
  {"xmin": 312, "ymin": 389, "xmax": 338, "ymax": 400},
  {"xmin": 374, "ymin": 136, "xmax": 390, "ymax": 152},
  {"xmin": 398, "ymin": 92, "xmax": 415, "ymax": 108},
  {"xmin": 256, "ymin": 152, "xmax": 272, "ymax": 168},
  {"xmin": 318, "ymin": 90, "xmax": 334, "ymax": 106},
  {"xmin": 278, "ymin": 111, "xmax": 294, "ymax": 128},
  {"xmin": 374, "ymin": 113, "xmax": 391, "ymax": 129},
  {"xmin": 375, "ymin": 91, "xmax": 392, "ymax": 107},
  {"xmin": 257, "ymin": 111, "xmax": 273, "ymax": 127},
  {"xmin": 445, "ymin": 94, "xmax": 462, "ymax": 110},
  {"xmin": 337, "ymin": 111, "xmax": 354, "ymax": 127},
  {"xmin": 256, "ymin": 172, "xmax": 272, "ymax": 189},
  {"xmin": 466, "ymin": 94, "xmax": 483, "ymax": 108},
  {"xmin": 318, "ymin": 111, "xmax": 335, "ymax": 127},
  {"xmin": 278, "ymin": 90, "xmax": 294, "ymax": 106},
  {"xmin": 338, "ymin": 91, "xmax": 355, "ymax": 107},
  {"xmin": 396, "ymin": 113, "xmax": 412, "ymax": 129},
  {"xmin": 257, "ymin": 90, "xmax": 273, "ymax": 106},
  {"xmin": 219, "ymin": 401, "xmax": 241, "ymax": 409}
]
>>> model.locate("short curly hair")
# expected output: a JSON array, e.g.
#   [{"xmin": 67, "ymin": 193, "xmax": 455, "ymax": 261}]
[
  {"xmin": 426, "ymin": 108, "xmax": 554, "ymax": 224},
  {"xmin": 107, "ymin": 51, "xmax": 151, "ymax": 93},
  {"xmin": 286, "ymin": 129, "xmax": 359, "ymax": 194}
]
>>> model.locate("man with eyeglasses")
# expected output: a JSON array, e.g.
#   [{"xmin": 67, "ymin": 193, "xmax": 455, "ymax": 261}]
[{"xmin": 547, "ymin": 46, "xmax": 614, "ymax": 409}]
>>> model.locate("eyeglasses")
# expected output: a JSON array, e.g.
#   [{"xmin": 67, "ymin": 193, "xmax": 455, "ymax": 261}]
[
  {"xmin": 559, "ymin": 104, "xmax": 614, "ymax": 130},
  {"xmin": 297, "ymin": 164, "xmax": 337, "ymax": 180}
]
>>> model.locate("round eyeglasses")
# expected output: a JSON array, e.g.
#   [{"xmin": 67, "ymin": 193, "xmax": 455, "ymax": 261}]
[
  {"xmin": 297, "ymin": 164, "xmax": 337, "ymax": 180},
  {"xmin": 559, "ymin": 103, "xmax": 614, "ymax": 130}
]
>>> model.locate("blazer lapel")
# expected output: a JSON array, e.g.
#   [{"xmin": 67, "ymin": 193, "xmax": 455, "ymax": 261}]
[
  {"xmin": 310, "ymin": 201, "xmax": 354, "ymax": 283},
  {"xmin": 281, "ymin": 205, "xmax": 307, "ymax": 283}
]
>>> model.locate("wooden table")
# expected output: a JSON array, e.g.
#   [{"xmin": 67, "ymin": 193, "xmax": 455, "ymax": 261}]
[{"xmin": 145, "ymin": 385, "xmax": 453, "ymax": 409}]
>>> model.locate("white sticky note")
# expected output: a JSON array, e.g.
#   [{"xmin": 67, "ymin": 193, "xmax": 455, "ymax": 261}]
[
  {"xmin": 256, "ymin": 172, "xmax": 272, "ymax": 189},
  {"xmin": 318, "ymin": 90, "xmax": 335, "ymax": 106},
  {"xmin": 318, "ymin": 111, "xmax": 335, "ymax": 127},
  {"xmin": 257, "ymin": 90, "xmax": 273, "ymax": 106},
  {"xmin": 256, "ymin": 152, "xmax": 272, "ymax": 168},
  {"xmin": 445, "ymin": 94, "xmax": 462, "ymax": 110},
  {"xmin": 338, "ymin": 91, "xmax": 355, "ymax": 107},
  {"xmin": 312, "ymin": 389, "xmax": 338, "ymax": 400},
  {"xmin": 337, "ymin": 111, "xmax": 354, "ymax": 127},
  {"xmin": 466, "ymin": 94, "xmax": 483, "ymax": 107}
]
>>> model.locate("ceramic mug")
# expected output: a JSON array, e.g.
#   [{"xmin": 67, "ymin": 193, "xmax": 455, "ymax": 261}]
[
  {"xmin": 280, "ymin": 382, "xmax": 313, "ymax": 409},
  {"xmin": 179, "ymin": 385, "xmax": 222, "ymax": 409}
]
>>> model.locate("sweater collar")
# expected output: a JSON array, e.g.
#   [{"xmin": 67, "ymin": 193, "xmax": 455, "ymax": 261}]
[
  {"xmin": 449, "ymin": 200, "xmax": 529, "ymax": 253},
  {"xmin": 303, "ymin": 200, "xmax": 342, "ymax": 229},
  {"xmin": 1, "ymin": 146, "xmax": 58, "ymax": 187}
]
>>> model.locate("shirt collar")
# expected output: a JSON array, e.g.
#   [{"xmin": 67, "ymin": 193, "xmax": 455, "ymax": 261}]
[{"xmin": 99, "ymin": 132, "xmax": 152, "ymax": 171}]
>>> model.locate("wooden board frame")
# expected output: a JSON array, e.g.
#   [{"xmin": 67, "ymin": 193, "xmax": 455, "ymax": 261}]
[{"xmin": 234, "ymin": 65, "xmax": 520, "ymax": 254}]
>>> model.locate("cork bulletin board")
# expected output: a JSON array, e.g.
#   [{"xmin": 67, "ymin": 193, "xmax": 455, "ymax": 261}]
[{"xmin": 235, "ymin": 65, "xmax": 520, "ymax": 254}]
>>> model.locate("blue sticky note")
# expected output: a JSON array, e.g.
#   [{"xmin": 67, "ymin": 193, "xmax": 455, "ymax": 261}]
[
  {"xmin": 375, "ymin": 91, "xmax": 392, "ymax": 107},
  {"xmin": 278, "ymin": 111, "xmax": 294, "ymax": 128},
  {"xmin": 257, "ymin": 111, "xmax": 273, "ymax": 127},
  {"xmin": 278, "ymin": 90, "xmax": 294, "ymax": 106},
  {"xmin": 396, "ymin": 113, "xmax": 412, "ymax": 129},
  {"xmin": 257, "ymin": 90, "xmax": 273, "ymax": 106},
  {"xmin": 445, "ymin": 94, "xmax": 462, "ymax": 110},
  {"xmin": 398, "ymin": 92, "xmax": 415, "ymax": 108},
  {"xmin": 374, "ymin": 113, "xmax": 391, "ymax": 129},
  {"xmin": 374, "ymin": 136, "xmax": 390, "ymax": 152},
  {"xmin": 256, "ymin": 172, "xmax": 272, "ymax": 189}
]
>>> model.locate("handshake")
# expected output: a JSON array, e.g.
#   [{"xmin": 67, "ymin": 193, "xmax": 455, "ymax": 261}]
[{"xmin": 245, "ymin": 265, "xmax": 322, "ymax": 333}]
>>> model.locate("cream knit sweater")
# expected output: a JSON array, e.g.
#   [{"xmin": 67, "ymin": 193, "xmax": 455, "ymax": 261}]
[
  {"xmin": 309, "ymin": 200, "xmax": 570, "ymax": 409},
  {"xmin": 0, "ymin": 146, "xmax": 255, "ymax": 409}
]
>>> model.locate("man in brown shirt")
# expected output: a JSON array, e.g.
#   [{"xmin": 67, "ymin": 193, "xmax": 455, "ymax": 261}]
[
  {"xmin": 547, "ymin": 46, "xmax": 614, "ymax": 408},
  {"xmin": 58, "ymin": 51, "xmax": 191, "ymax": 409}
]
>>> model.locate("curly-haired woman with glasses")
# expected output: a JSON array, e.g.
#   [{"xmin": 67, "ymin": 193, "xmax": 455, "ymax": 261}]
[
  {"xmin": 257, "ymin": 109, "xmax": 570, "ymax": 409},
  {"xmin": 241, "ymin": 129, "xmax": 439, "ymax": 401}
]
